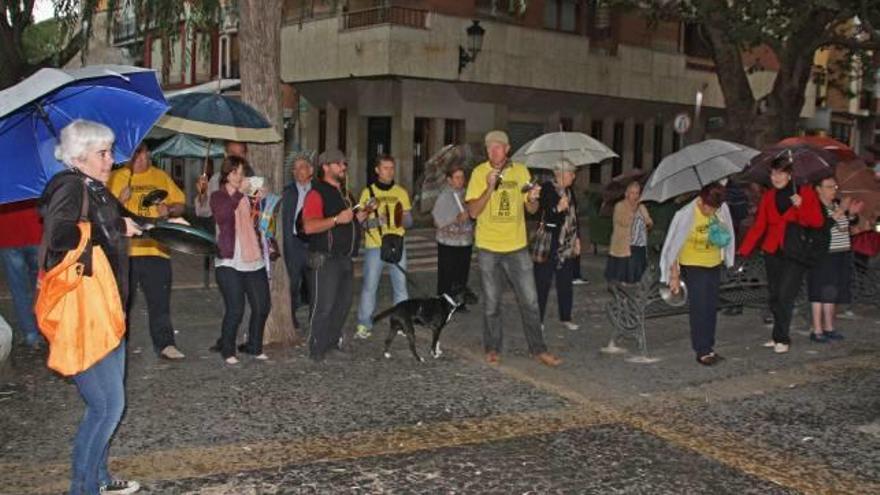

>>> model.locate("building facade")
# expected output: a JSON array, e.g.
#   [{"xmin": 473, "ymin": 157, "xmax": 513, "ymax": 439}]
[{"xmin": 279, "ymin": 0, "xmax": 819, "ymax": 194}]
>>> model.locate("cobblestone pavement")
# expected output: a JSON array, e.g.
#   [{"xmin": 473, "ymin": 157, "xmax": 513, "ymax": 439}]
[{"xmin": 1, "ymin": 253, "xmax": 879, "ymax": 494}]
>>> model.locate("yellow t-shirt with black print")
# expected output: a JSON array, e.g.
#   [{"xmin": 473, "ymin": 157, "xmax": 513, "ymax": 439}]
[
  {"xmin": 465, "ymin": 161, "xmax": 531, "ymax": 253},
  {"xmin": 108, "ymin": 165, "xmax": 185, "ymax": 258},
  {"xmin": 678, "ymin": 205, "xmax": 723, "ymax": 267},
  {"xmin": 358, "ymin": 183, "xmax": 412, "ymax": 249}
]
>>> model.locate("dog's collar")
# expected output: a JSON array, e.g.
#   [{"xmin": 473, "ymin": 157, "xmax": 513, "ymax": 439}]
[
  {"xmin": 441, "ymin": 293, "xmax": 459, "ymax": 308},
  {"xmin": 441, "ymin": 293, "xmax": 460, "ymax": 325}
]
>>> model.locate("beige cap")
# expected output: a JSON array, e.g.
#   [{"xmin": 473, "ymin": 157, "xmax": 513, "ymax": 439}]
[
  {"xmin": 484, "ymin": 130, "xmax": 509, "ymax": 146},
  {"xmin": 318, "ymin": 149, "xmax": 346, "ymax": 165}
]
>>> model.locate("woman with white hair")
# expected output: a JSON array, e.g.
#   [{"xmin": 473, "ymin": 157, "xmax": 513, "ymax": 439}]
[
  {"xmin": 39, "ymin": 119, "xmax": 143, "ymax": 494},
  {"xmin": 532, "ymin": 159, "xmax": 581, "ymax": 331}
]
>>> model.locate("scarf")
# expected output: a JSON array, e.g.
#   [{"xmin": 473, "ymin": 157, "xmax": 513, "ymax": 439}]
[
  {"xmin": 235, "ymin": 195, "xmax": 261, "ymax": 262},
  {"xmin": 556, "ymin": 186, "xmax": 578, "ymax": 268}
]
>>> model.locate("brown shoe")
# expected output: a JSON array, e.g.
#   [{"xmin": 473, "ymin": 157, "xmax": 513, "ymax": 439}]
[
  {"xmin": 485, "ymin": 351, "xmax": 500, "ymax": 366},
  {"xmin": 534, "ymin": 352, "xmax": 562, "ymax": 367}
]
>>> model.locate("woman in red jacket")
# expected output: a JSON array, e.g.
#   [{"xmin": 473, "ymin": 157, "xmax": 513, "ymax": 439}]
[{"xmin": 738, "ymin": 156, "xmax": 824, "ymax": 353}]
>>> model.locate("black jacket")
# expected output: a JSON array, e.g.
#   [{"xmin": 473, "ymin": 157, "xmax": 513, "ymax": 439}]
[
  {"xmin": 39, "ymin": 169, "xmax": 144, "ymax": 304},
  {"xmin": 280, "ymin": 180, "xmax": 316, "ymax": 264}
]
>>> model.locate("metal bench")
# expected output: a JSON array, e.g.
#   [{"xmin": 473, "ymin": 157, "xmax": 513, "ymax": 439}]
[{"xmin": 602, "ymin": 256, "xmax": 768, "ymax": 363}]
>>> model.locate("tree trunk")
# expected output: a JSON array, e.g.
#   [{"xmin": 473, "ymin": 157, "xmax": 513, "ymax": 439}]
[{"xmin": 238, "ymin": 0, "xmax": 299, "ymax": 346}]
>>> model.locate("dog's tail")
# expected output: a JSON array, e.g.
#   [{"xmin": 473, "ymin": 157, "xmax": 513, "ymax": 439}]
[{"xmin": 371, "ymin": 305, "xmax": 396, "ymax": 323}]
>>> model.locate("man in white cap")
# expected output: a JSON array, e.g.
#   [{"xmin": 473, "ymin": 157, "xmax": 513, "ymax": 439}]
[{"xmin": 465, "ymin": 130, "xmax": 563, "ymax": 367}]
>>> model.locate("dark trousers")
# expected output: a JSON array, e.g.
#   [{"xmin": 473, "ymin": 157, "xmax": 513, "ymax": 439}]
[
  {"xmin": 436, "ymin": 243, "xmax": 473, "ymax": 295},
  {"xmin": 764, "ymin": 253, "xmax": 807, "ymax": 345},
  {"xmin": 307, "ymin": 255, "xmax": 353, "ymax": 359},
  {"xmin": 534, "ymin": 256, "xmax": 575, "ymax": 322},
  {"xmin": 284, "ymin": 238, "xmax": 310, "ymax": 326},
  {"xmin": 681, "ymin": 265, "xmax": 721, "ymax": 357},
  {"xmin": 127, "ymin": 256, "xmax": 175, "ymax": 352},
  {"xmin": 215, "ymin": 266, "xmax": 271, "ymax": 358},
  {"xmin": 572, "ymin": 254, "xmax": 583, "ymax": 279}
]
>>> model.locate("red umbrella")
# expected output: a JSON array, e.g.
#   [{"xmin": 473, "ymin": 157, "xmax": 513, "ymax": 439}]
[
  {"xmin": 835, "ymin": 160, "xmax": 880, "ymax": 231},
  {"xmin": 777, "ymin": 135, "xmax": 857, "ymax": 161}
]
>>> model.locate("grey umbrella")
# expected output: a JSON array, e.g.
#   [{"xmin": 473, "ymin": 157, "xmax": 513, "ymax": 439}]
[
  {"xmin": 641, "ymin": 139, "xmax": 759, "ymax": 203},
  {"xmin": 511, "ymin": 132, "xmax": 617, "ymax": 169}
]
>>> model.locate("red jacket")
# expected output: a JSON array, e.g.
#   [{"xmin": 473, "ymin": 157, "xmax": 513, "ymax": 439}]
[{"xmin": 738, "ymin": 184, "xmax": 824, "ymax": 257}]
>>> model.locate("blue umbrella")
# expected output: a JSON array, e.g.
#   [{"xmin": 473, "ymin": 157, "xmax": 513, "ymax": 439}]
[
  {"xmin": 0, "ymin": 65, "xmax": 168, "ymax": 204},
  {"xmin": 155, "ymin": 93, "xmax": 281, "ymax": 143}
]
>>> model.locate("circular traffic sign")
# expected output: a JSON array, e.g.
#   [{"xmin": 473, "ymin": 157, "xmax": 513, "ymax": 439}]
[{"xmin": 673, "ymin": 112, "xmax": 692, "ymax": 135}]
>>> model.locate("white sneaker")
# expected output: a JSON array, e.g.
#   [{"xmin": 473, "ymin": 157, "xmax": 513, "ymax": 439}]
[
  {"xmin": 572, "ymin": 278, "xmax": 589, "ymax": 286},
  {"xmin": 225, "ymin": 356, "xmax": 240, "ymax": 365},
  {"xmin": 762, "ymin": 340, "xmax": 776, "ymax": 348},
  {"xmin": 100, "ymin": 479, "xmax": 141, "ymax": 494},
  {"xmin": 254, "ymin": 353, "xmax": 269, "ymax": 361},
  {"xmin": 159, "ymin": 345, "xmax": 185, "ymax": 360},
  {"xmin": 773, "ymin": 343, "xmax": 790, "ymax": 354},
  {"xmin": 561, "ymin": 321, "xmax": 580, "ymax": 331}
]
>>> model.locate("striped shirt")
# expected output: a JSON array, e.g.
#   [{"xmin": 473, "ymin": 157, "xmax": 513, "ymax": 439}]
[{"xmin": 825, "ymin": 204, "xmax": 851, "ymax": 253}]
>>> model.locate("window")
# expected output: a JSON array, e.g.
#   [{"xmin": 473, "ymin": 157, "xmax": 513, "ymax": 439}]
[
  {"xmin": 318, "ymin": 109, "xmax": 327, "ymax": 153},
  {"xmin": 682, "ymin": 22, "xmax": 712, "ymax": 59},
  {"xmin": 559, "ymin": 117, "xmax": 573, "ymax": 131},
  {"xmin": 543, "ymin": 0, "xmax": 579, "ymax": 33},
  {"xmin": 590, "ymin": 119, "xmax": 603, "ymax": 184},
  {"xmin": 653, "ymin": 123, "xmax": 664, "ymax": 167},
  {"xmin": 444, "ymin": 119, "xmax": 465, "ymax": 145},
  {"xmin": 633, "ymin": 123, "xmax": 644, "ymax": 169},
  {"xmin": 831, "ymin": 122, "xmax": 851, "ymax": 145},
  {"xmin": 338, "ymin": 109, "xmax": 347, "ymax": 153},
  {"xmin": 612, "ymin": 121, "xmax": 624, "ymax": 176}
]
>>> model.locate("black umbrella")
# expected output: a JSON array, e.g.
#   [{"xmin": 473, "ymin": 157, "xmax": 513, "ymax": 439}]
[{"xmin": 744, "ymin": 144, "xmax": 836, "ymax": 186}]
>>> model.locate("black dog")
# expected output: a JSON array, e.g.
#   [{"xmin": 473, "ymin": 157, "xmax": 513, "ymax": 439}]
[{"xmin": 372, "ymin": 287, "xmax": 478, "ymax": 362}]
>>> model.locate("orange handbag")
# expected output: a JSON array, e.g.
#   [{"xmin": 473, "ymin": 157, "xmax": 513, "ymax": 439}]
[{"xmin": 34, "ymin": 220, "xmax": 126, "ymax": 376}]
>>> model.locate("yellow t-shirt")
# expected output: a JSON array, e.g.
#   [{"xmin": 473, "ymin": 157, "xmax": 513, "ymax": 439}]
[
  {"xmin": 358, "ymin": 183, "xmax": 412, "ymax": 249},
  {"xmin": 108, "ymin": 165, "xmax": 185, "ymax": 258},
  {"xmin": 465, "ymin": 161, "xmax": 531, "ymax": 253},
  {"xmin": 678, "ymin": 206, "xmax": 723, "ymax": 268}
]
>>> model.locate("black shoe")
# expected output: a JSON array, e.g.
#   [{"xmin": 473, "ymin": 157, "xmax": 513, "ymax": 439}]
[
  {"xmin": 208, "ymin": 343, "xmax": 221, "ymax": 353},
  {"xmin": 458, "ymin": 305, "xmax": 470, "ymax": 313},
  {"xmin": 722, "ymin": 306, "xmax": 743, "ymax": 316}
]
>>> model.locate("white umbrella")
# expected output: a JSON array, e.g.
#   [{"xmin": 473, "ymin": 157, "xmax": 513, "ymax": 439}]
[
  {"xmin": 511, "ymin": 132, "xmax": 617, "ymax": 169},
  {"xmin": 641, "ymin": 139, "xmax": 759, "ymax": 203}
]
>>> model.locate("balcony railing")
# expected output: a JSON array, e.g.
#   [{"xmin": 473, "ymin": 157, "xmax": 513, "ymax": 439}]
[
  {"xmin": 343, "ymin": 6, "xmax": 428, "ymax": 30},
  {"xmin": 112, "ymin": 16, "xmax": 140, "ymax": 46}
]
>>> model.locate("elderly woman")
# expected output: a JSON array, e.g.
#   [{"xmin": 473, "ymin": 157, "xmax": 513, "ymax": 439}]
[
  {"xmin": 660, "ymin": 183, "xmax": 735, "ymax": 366},
  {"xmin": 605, "ymin": 181, "xmax": 653, "ymax": 284},
  {"xmin": 40, "ymin": 120, "xmax": 142, "ymax": 494},
  {"xmin": 738, "ymin": 156, "xmax": 824, "ymax": 353},
  {"xmin": 808, "ymin": 177, "xmax": 860, "ymax": 343},
  {"xmin": 209, "ymin": 155, "xmax": 271, "ymax": 365},
  {"xmin": 431, "ymin": 165, "xmax": 474, "ymax": 301},
  {"xmin": 532, "ymin": 159, "xmax": 581, "ymax": 331}
]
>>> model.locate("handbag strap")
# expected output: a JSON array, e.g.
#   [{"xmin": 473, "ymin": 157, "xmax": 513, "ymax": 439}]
[{"xmin": 367, "ymin": 184, "xmax": 386, "ymax": 237}]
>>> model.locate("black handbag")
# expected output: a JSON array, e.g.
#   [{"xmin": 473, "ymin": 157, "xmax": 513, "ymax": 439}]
[
  {"xmin": 380, "ymin": 233, "xmax": 404, "ymax": 264},
  {"xmin": 783, "ymin": 217, "xmax": 832, "ymax": 267}
]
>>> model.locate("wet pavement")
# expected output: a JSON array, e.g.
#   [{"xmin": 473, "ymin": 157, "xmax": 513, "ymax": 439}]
[{"xmin": 1, "ymin": 252, "xmax": 879, "ymax": 494}]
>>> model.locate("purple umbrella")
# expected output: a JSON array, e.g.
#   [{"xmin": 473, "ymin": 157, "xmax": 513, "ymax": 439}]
[{"xmin": 744, "ymin": 143, "xmax": 837, "ymax": 186}]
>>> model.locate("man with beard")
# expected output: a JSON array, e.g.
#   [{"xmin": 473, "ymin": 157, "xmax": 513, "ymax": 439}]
[{"xmin": 301, "ymin": 150, "xmax": 370, "ymax": 361}]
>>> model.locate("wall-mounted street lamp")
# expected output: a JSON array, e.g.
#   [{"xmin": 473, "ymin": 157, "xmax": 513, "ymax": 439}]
[{"xmin": 459, "ymin": 20, "xmax": 485, "ymax": 74}]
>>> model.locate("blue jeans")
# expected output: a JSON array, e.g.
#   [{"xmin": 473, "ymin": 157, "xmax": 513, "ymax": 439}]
[
  {"xmin": 70, "ymin": 343, "xmax": 126, "ymax": 495},
  {"xmin": 478, "ymin": 248, "xmax": 548, "ymax": 355},
  {"xmin": 357, "ymin": 247, "xmax": 409, "ymax": 329},
  {"xmin": 0, "ymin": 245, "xmax": 40, "ymax": 345}
]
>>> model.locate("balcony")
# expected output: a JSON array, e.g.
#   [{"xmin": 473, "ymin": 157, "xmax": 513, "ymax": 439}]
[
  {"xmin": 342, "ymin": 6, "xmax": 429, "ymax": 31},
  {"xmin": 112, "ymin": 15, "xmax": 141, "ymax": 46}
]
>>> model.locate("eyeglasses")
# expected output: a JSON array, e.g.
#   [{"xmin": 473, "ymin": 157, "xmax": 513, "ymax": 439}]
[{"xmin": 821, "ymin": 184, "xmax": 839, "ymax": 190}]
